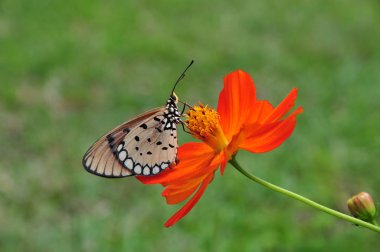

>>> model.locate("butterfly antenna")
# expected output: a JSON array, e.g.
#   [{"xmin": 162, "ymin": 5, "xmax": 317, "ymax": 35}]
[{"xmin": 171, "ymin": 60, "xmax": 194, "ymax": 95}]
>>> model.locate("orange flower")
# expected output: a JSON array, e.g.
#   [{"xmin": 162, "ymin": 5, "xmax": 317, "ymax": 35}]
[{"xmin": 137, "ymin": 70, "xmax": 303, "ymax": 227}]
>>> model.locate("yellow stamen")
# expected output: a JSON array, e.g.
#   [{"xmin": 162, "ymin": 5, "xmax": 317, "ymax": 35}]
[{"xmin": 185, "ymin": 103, "xmax": 229, "ymax": 152}]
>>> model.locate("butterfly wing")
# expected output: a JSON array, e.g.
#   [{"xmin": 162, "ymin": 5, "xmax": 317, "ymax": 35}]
[
  {"xmin": 82, "ymin": 106, "xmax": 179, "ymax": 178},
  {"xmin": 120, "ymin": 111, "xmax": 179, "ymax": 176}
]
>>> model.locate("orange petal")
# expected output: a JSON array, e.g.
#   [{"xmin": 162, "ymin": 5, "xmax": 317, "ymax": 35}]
[
  {"xmin": 162, "ymin": 151, "xmax": 222, "ymax": 204},
  {"xmin": 246, "ymin": 88, "xmax": 298, "ymax": 125},
  {"xmin": 163, "ymin": 182, "xmax": 200, "ymax": 205},
  {"xmin": 240, "ymin": 107, "xmax": 303, "ymax": 153},
  {"xmin": 241, "ymin": 121, "xmax": 282, "ymax": 140},
  {"xmin": 137, "ymin": 142, "xmax": 214, "ymax": 185},
  {"xmin": 163, "ymin": 150, "xmax": 222, "ymax": 204},
  {"xmin": 247, "ymin": 100, "xmax": 274, "ymax": 124},
  {"xmin": 162, "ymin": 173, "xmax": 211, "ymax": 205},
  {"xmin": 161, "ymin": 149, "xmax": 218, "ymax": 186},
  {"xmin": 219, "ymin": 151, "xmax": 228, "ymax": 175},
  {"xmin": 262, "ymin": 88, "xmax": 298, "ymax": 123},
  {"xmin": 217, "ymin": 70, "xmax": 257, "ymax": 140},
  {"xmin": 164, "ymin": 174, "xmax": 213, "ymax": 227}
]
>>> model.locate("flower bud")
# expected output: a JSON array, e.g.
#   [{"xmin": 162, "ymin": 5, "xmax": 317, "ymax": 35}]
[{"xmin": 347, "ymin": 192, "xmax": 377, "ymax": 223}]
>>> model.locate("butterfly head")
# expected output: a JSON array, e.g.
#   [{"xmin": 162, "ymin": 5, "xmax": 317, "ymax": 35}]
[
  {"xmin": 166, "ymin": 92, "xmax": 179, "ymax": 110},
  {"xmin": 170, "ymin": 92, "xmax": 179, "ymax": 104}
]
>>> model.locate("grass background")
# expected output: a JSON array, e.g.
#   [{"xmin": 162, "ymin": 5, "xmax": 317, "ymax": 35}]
[{"xmin": 1, "ymin": 0, "xmax": 380, "ymax": 251}]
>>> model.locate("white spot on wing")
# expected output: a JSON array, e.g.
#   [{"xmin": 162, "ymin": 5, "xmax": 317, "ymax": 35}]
[
  {"xmin": 124, "ymin": 158, "xmax": 133, "ymax": 170},
  {"xmin": 161, "ymin": 163, "xmax": 169, "ymax": 170},
  {"xmin": 152, "ymin": 166, "xmax": 160, "ymax": 174},
  {"xmin": 134, "ymin": 165, "xmax": 142, "ymax": 174},
  {"xmin": 117, "ymin": 144, "xmax": 123, "ymax": 152},
  {"xmin": 143, "ymin": 166, "xmax": 150, "ymax": 175},
  {"xmin": 118, "ymin": 150, "xmax": 127, "ymax": 161}
]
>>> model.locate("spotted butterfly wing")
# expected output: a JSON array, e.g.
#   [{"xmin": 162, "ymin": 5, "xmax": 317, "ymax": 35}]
[{"xmin": 82, "ymin": 95, "xmax": 181, "ymax": 177}]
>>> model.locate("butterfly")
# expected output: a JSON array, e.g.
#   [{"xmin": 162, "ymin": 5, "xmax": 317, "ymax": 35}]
[{"xmin": 82, "ymin": 61, "xmax": 193, "ymax": 178}]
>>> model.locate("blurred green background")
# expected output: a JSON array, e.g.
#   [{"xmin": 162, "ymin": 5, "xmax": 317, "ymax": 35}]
[{"xmin": 1, "ymin": 0, "xmax": 380, "ymax": 251}]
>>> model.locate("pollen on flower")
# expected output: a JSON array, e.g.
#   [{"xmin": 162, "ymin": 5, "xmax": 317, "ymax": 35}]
[{"xmin": 185, "ymin": 103, "xmax": 228, "ymax": 152}]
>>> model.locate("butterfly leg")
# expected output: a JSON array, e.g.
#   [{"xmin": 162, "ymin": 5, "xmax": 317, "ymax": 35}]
[
  {"xmin": 184, "ymin": 102, "xmax": 193, "ymax": 109},
  {"xmin": 178, "ymin": 101, "xmax": 193, "ymax": 114},
  {"xmin": 180, "ymin": 102, "xmax": 192, "ymax": 115},
  {"xmin": 179, "ymin": 120, "xmax": 192, "ymax": 134},
  {"xmin": 180, "ymin": 103, "xmax": 186, "ymax": 115}
]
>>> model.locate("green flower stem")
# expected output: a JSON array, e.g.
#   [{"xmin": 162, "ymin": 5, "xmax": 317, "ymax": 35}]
[{"xmin": 229, "ymin": 157, "xmax": 380, "ymax": 233}]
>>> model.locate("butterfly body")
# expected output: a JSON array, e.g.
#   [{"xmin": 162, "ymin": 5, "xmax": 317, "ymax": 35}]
[{"xmin": 83, "ymin": 94, "xmax": 181, "ymax": 178}]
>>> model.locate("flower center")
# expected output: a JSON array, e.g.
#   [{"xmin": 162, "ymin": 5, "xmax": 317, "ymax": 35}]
[{"xmin": 185, "ymin": 103, "xmax": 229, "ymax": 152}]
